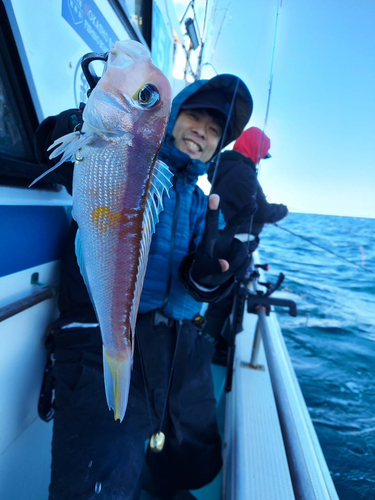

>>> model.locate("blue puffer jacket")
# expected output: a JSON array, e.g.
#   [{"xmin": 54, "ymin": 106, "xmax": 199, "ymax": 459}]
[{"xmin": 139, "ymin": 81, "xmax": 213, "ymax": 320}]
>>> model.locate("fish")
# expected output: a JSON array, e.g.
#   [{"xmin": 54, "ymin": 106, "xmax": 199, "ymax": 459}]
[{"xmin": 31, "ymin": 40, "xmax": 173, "ymax": 421}]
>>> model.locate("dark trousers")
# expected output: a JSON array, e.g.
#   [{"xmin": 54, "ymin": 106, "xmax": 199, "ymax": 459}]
[
  {"xmin": 204, "ymin": 291, "xmax": 234, "ymax": 343},
  {"xmin": 48, "ymin": 312, "xmax": 222, "ymax": 500}
]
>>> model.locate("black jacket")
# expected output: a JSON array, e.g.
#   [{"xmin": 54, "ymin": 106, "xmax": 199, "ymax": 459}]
[{"xmin": 207, "ymin": 150, "xmax": 288, "ymax": 251}]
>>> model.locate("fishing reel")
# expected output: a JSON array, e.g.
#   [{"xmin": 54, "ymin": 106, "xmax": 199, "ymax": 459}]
[
  {"xmin": 246, "ymin": 272, "xmax": 297, "ymax": 317},
  {"xmin": 225, "ymin": 264, "xmax": 297, "ymax": 392}
]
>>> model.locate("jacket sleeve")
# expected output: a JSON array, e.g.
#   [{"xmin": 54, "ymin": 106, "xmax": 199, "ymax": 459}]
[
  {"xmin": 218, "ymin": 164, "xmax": 258, "ymax": 222},
  {"xmin": 254, "ymin": 182, "xmax": 288, "ymax": 223}
]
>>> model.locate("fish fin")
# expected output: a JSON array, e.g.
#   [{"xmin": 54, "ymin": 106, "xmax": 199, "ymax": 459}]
[
  {"xmin": 74, "ymin": 228, "xmax": 89, "ymax": 291},
  {"xmin": 74, "ymin": 228, "xmax": 99, "ymax": 319},
  {"xmin": 29, "ymin": 131, "xmax": 94, "ymax": 187},
  {"xmin": 103, "ymin": 346, "xmax": 131, "ymax": 422},
  {"xmin": 129, "ymin": 160, "xmax": 173, "ymax": 344}
]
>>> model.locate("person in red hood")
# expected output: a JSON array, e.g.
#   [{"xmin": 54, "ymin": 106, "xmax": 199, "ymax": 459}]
[
  {"xmin": 233, "ymin": 126, "xmax": 272, "ymax": 163},
  {"xmin": 205, "ymin": 127, "xmax": 288, "ymax": 357},
  {"xmin": 208, "ymin": 126, "xmax": 287, "ymax": 253}
]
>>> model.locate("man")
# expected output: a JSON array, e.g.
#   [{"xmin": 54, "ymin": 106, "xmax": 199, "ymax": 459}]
[
  {"xmin": 35, "ymin": 73, "xmax": 253, "ymax": 500},
  {"xmin": 204, "ymin": 127, "xmax": 288, "ymax": 350}
]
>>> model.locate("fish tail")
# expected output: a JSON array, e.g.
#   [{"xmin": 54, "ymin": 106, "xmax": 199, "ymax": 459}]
[{"xmin": 103, "ymin": 346, "xmax": 132, "ymax": 422}]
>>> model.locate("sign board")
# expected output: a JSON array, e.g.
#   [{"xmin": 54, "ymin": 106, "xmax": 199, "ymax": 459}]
[
  {"xmin": 62, "ymin": 0, "xmax": 119, "ymax": 54},
  {"xmin": 5, "ymin": 0, "xmax": 130, "ymax": 120}
]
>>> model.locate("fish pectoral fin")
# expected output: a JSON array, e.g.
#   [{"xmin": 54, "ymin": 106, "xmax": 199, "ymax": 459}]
[
  {"xmin": 29, "ymin": 129, "xmax": 94, "ymax": 187},
  {"xmin": 103, "ymin": 347, "xmax": 132, "ymax": 422}
]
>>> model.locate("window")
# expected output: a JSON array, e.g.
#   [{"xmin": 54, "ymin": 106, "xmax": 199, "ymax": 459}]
[
  {"xmin": 117, "ymin": 0, "xmax": 152, "ymax": 48},
  {"xmin": 0, "ymin": 71, "xmax": 30, "ymax": 159},
  {"xmin": 0, "ymin": 3, "xmax": 48, "ymax": 188}
]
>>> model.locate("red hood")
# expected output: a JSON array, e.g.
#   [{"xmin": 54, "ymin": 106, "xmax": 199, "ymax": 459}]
[{"xmin": 233, "ymin": 127, "xmax": 271, "ymax": 165}]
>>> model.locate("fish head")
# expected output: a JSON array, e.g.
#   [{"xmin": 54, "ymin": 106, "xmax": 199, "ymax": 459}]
[{"xmin": 83, "ymin": 40, "xmax": 172, "ymax": 146}]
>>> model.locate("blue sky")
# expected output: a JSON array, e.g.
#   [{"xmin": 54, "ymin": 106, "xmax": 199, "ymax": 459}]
[{"xmin": 174, "ymin": 0, "xmax": 375, "ymax": 218}]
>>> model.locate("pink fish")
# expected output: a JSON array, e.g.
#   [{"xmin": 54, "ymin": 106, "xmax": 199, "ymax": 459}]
[{"xmin": 31, "ymin": 40, "xmax": 172, "ymax": 421}]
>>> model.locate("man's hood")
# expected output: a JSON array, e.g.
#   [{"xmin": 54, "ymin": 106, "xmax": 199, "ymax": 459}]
[
  {"xmin": 160, "ymin": 75, "xmax": 253, "ymax": 180},
  {"xmin": 165, "ymin": 75, "xmax": 253, "ymax": 148}
]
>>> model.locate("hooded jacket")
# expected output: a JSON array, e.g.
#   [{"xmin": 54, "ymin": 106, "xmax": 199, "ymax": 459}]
[{"xmin": 207, "ymin": 150, "xmax": 288, "ymax": 252}]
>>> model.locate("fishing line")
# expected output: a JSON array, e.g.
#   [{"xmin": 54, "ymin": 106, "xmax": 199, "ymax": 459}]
[
  {"xmin": 200, "ymin": 61, "xmax": 219, "ymax": 75},
  {"xmin": 209, "ymin": 77, "xmax": 240, "ymax": 193},
  {"xmin": 211, "ymin": 0, "xmax": 231, "ymax": 55},
  {"xmin": 136, "ymin": 319, "xmax": 183, "ymax": 448},
  {"xmin": 262, "ymin": 0, "xmax": 282, "ymax": 133},
  {"xmin": 209, "ymin": 0, "xmax": 283, "ymax": 198},
  {"xmin": 257, "ymin": 0, "xmax": 282, "ymax": 177},
  {"xmin": 243, "ymin": 0, "xmax": 283, "ymax": 249},
  {"xmin": 273, "ymin": 222, "xmax": 375, "ymax": 277},
  {"xmin": 136, "ymin": 336, "xmax": 155, "ymax": 433},
  {"xmin": 158, "ymin": 322, "xmax": 182, "ymax": 433},
  {"xmin": 201, "ymin": 0, "xmax": 210, "ymax": 43}
]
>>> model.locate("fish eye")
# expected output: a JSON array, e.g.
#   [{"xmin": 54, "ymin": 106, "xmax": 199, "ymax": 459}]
[{"xmin": 138, "ymin": 84, "xmax": 160, "ymax": 108}]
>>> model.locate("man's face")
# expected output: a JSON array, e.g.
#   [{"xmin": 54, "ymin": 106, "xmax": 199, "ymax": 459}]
[{"xmin": 172, "ymin": 109, "xmax": 223, "ymax": 163}]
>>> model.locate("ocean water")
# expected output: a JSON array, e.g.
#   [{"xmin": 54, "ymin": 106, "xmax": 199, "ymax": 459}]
[{"xmin": 259, "ymin": 213, "xmax": 375, "ymax": 500}]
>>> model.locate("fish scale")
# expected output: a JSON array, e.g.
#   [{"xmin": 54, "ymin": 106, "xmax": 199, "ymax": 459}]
[{"xmin": 74, "ymin": 142, "xmax": 150, "ymax": 350}]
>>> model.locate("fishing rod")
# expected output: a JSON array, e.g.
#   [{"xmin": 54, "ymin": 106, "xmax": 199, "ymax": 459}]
[
  {"xmin": 220, "ymin": 0, "xmax": 285, "ymax": 391},
  {"xmin": 208, "ymin": 77, "xmax": 240, "ymax": 193},
  {"xmin": 243, "ymin": 0, "xmax": 283, "ymax": 245},
  {"xmin": 273, "ymin": 222, "xmax": 375, "ymax": 278}
]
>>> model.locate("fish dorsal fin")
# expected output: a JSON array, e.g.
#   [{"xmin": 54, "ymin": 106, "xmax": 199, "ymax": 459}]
[
  {"xmin": 129, "ymin": 159, "xmax": 173, "ymax": 348},
  {"xmin": 29, "ymin": 129, "xmax": 94, "ymax": 187}
]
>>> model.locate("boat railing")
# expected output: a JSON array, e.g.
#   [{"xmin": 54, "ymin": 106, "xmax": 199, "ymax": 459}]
[
  {"xmin": 245, "ymin": 287, "xmax": 317, "ymax": 499},
  {"xmin": 255, "ymin": 308, "xmax": 317, "ymax": 500},
  {"xmin": 223, "ymin": 258, "xmax": 340, "ymax": 500},
  {"xmin": 0, "ymin": 273, "xmax": 56, "ymax": 323}
]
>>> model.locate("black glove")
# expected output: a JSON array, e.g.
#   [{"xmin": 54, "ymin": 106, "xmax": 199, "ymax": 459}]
[
  {"xmin": 190, "ymin": 200, "xmax": 256, "ymax": 287},
  {"xmin": 33, "ymin": 108, "xmax": 84, "ymax": 193}
]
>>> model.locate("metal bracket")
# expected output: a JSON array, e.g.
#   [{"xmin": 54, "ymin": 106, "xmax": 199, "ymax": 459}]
[
  {"xmin": 241, "ymin": 361, "xmax": 265, "ymax": 371},
  {"xmin": 31, "ymin": 272, "xmax": 48, "ymax": 289}
]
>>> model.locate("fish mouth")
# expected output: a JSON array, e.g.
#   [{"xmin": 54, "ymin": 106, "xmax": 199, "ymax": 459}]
[
  {"xmin": 183, "ymin": 138, "xmax": 202, "ymax": 153},
  {"xmin": 110, "ymin": 40, "xmax": 149, "ymax": 67},
  {"xmin": 121, "ymin": 51, "xmax": 136, "ymax": 63}
]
